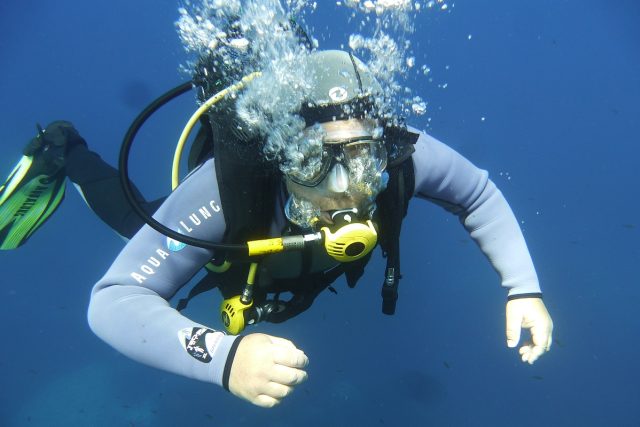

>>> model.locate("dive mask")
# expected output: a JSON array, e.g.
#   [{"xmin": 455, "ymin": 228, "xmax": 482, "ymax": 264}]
[{"xmin": 286, "ymin": 136, "xmax": 387, "ymax": 188}]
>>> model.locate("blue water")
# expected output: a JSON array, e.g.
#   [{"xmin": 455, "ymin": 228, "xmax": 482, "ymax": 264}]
[{"xmin": 1, "ymin": 1, "xmax": 638, "ymax": 426}]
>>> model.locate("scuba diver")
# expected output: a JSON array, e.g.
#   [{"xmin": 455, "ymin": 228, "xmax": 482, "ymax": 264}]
[{"xmin": 0, "ymin": 49, "xmax": 553, "ymax": 408}]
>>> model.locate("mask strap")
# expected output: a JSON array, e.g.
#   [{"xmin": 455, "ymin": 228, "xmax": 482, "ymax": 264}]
[{"xmin": 348, "ymin": 52, "xmax": 364, "ymax": 93}]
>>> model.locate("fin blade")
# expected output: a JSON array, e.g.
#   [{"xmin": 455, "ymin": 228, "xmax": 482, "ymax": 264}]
[{"xmin": 0, "ymin": 157, "xmax": 66, "ymax": 250}]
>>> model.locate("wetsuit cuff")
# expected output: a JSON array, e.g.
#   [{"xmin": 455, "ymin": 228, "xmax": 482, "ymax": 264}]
[
  {"xmin": 507, "ymin": 292, "xmax": 543, "ymax": 301},
  {"xmin": 222, "ymin": 335, "xmax": 246, "ymax": 391}
]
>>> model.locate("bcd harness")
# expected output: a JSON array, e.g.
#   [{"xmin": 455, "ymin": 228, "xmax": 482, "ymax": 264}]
[{"xmin": 175, "ymin": 116, "xmax": 419, "ymax": 330}]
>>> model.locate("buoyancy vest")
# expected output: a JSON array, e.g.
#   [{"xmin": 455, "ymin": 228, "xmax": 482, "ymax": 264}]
[{"xmin": 176, "ymin": 117, "xmax": 418, "ymax": 321}]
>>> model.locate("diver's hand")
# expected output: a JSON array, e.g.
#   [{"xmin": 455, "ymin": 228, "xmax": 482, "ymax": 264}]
[
  {"xmin": 506, "ymin": 297, "xmax": 553, "ymax": 364},
  {"xmin": 229, "ymin": 333, "xmax": 309, "ymax": 408}
]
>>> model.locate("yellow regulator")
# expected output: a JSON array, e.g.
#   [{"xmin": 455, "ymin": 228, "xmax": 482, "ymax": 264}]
[
  {"xmin": 321, "ymin": 219, "xmax": 378, "ymax": 262},
  {"xmin": 220, "ymin": 295, "xmax": 254, "ymax": 335},
  {"xmin": 220, "ymin": 262, "xmax": 259, "ymax": 335}
]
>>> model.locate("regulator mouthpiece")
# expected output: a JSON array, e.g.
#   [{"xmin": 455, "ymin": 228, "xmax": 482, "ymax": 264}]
[{"xmin": 321, "ymin": 209, "xmax": 377, "ymax": 262}]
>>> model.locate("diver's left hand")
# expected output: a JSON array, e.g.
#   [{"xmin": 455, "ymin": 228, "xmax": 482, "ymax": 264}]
[{"xmin": 505, "ymin": 297, "xmax": 553, "ymax": 364}]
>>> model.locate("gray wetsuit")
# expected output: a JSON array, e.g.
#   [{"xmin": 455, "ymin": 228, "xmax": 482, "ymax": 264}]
[{"xmin": 88, "ymin": 130, "xmax": 541, "ymax": 389}]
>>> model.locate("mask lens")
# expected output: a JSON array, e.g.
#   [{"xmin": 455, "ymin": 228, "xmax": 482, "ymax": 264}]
[
  {"xmin": 343, "ymin": 139, "xmax": 387, "ymax": 173},
  {"xmin": 287, "ymin": 146, "xmax": 333, "ymax": 186}
]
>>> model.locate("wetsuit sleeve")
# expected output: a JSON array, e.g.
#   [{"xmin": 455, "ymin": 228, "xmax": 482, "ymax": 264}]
[
  {"xmin": 87, "ymin": 158, "xmax": 241, "ymax": 387},
  {"xmin": 410, "ymin": 129, "xmax": 541, "ymax": 296}
]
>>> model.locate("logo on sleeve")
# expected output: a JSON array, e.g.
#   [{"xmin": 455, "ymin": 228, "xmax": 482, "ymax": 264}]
[
  {"xmin": 178, "ymin": 327, "xmax": 223, "ymax": 363},
  {"xmin": 130, "ymin": 199, "xmax": 222, "ymax": 284},
  {"xmin": 166, "ymin": 237, "xmax": 187, "ymax": 252}
]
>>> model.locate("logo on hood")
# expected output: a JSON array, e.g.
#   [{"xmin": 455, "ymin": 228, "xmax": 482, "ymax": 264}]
[{"xmin": 329, "ymin": 86, "xmax": 348, "ymax": 102}]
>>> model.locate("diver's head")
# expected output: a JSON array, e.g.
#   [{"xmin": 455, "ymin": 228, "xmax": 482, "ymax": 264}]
[
  {"xmin": 284, "ymin": 118, "xmax": 387, "ymax": 225},
  {"xmin": 282, "ymin": 50, "xmax": 389, "ymax": 229}
]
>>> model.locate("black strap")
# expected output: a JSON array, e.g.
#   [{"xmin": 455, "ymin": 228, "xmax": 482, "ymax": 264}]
[
  {"xmin": 380, "ymin": 166, "xmax": 403, "ymax": 314},
  {"xmin": 264, "ymin": 265, "xmax": 346, "ymax": 323},
  {"xmin": 378, "ymin": 157, "xmax": 414, "ymax": 315}
]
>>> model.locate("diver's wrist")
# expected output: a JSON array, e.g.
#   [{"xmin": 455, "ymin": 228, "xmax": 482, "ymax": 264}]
[{"xmin": 507, "ymin": 292, "xmax": 543, "ymax": 301}]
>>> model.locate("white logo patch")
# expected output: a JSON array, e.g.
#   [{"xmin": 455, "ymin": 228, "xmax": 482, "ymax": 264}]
[{"xmin": 329, "ymin": 86, "xmax": 348, "ymax": 102}]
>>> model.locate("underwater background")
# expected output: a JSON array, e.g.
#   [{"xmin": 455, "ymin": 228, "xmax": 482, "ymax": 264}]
[{"xmin": 0, "ymin": 0, "xmax": 638, "ymax": 426}]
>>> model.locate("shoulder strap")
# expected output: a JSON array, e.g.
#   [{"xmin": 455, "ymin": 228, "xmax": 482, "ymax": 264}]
[
  {"xmin": 376, "ymin": 127, "xmax": 417, "ymax": 315},
  {"xmin": 210, "ymin": 119, "xmax": 281, "ymax": 260}
]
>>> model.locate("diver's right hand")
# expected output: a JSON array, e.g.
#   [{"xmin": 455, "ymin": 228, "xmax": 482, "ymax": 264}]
[{"xmin": 228, "ymin": 333, "xmax": 309, "ymax": 408}]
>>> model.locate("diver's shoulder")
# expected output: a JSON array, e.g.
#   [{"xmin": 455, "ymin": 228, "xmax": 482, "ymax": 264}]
[
  {"xmin": 405, "ymin": 125, "xmax": 440, "ymax": 144},
  {"xmin": 182, "ymin": 157, "xmax": 217, "ymax": 183},
  {"xmin": 173, "ymin": 157, "xmax": 222, "ymax": 201}
]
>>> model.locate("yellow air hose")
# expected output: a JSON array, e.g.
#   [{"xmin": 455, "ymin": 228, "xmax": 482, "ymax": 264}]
[{"xmin": 171, "ymin": 71, "xmax": 262, "ymax": 190}]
